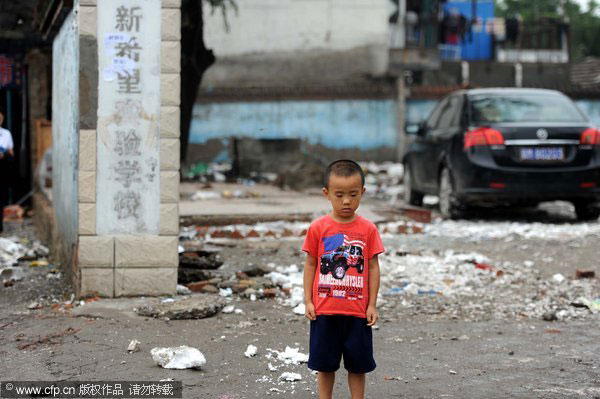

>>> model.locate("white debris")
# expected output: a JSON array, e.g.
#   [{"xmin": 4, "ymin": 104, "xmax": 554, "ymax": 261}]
[
  {"xmin": 256, "ymin": 375, "xmax": 271, "ymax": 383},
  {"xmin": 268, "ymin": 362, "xmax": 278, "ymax": 372},
  {"xmin": 127, "ymin": 339, "xmax": 141, "ymax": 353},
  {"xmin": 27, "ymin": 301, "xmax": 41, "ymax": 310},
  {"xmin": 0, "ymin": 238, "xmax": 27, "ymax": 267},
  {"xmin": 234, "ymin": 308, "xmax": 244, "ymax": 315},
  {"xmin": 222, "ymin": 305, "xmax": 235, "ymax": 314},
  {"xmin": 449, "ymin": 370, "xmax": 457, "ymax": 375},
  {"xmin": 380, "ymin": 250, "xmax": 493, "ymax": 297},
  {"xmin": 425, "ymin": 218, "xmax": 600, "ymax": 241},
  {"xmin": 279, "ymin": 372, "xmax": 302, "ymax": 382},
  {"xmin": 292, "ymin": 303, "xmax": 305, "ymax": 315},
  {"xmin": 161, "ymin": 298, "xmax": 175, "ymax": 304},
  {"xmin": 46, "ymin": 272, "xmax": 61, "ymax": 280},
  {"xmin": 150, "ymin": 346, "xmax": 206, "ymax": 369},
  {"xmin": 250, "ymin": 294, "xmax": 257, "ymax": 301},
  {"xmin": 244, "ymin": 344, "xmax": 258, "ymax": 358},
  {"xmin": 552, "ymin": 273, "xmax": 566, "ymax": 284},
  {"xmin": 219, "ymin": 288, "xmax": 233, "ymax": 297},
  {"xmin": 1, "ymin": 266, "xmax": 25, "ymax": 282},
  {"xmin": 176, "ymin": 284, "xmax": 191, "ymax": 295},
  {"xmin": 268, "ymin": 346, "xmax": 309, "ymax": 365},
  {"xmin": 191, "ymin": 191, "xmax": 220, "ymax": 201}
]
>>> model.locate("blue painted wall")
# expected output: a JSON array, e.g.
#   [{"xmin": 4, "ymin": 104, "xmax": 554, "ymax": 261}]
[
  {"xmin": 189, "ymin": 98, "xmax": 600, "ymax": 160},
  {"xmin": 444, "ymin": 0, "xmax": 494, "ymax": 60},
  {"xmin": 189, "ymin": 99, "xmax": 398, "ymax": 150}
]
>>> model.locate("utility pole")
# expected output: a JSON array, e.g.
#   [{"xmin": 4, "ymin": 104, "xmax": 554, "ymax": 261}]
[{"xmin": 396, "ymin": 0, "xmax": 407, "ymax": 162}]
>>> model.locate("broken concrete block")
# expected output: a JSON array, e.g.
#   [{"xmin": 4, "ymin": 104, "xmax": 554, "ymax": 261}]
[
  {"xmin": 135, "ymin": 295, "xmax": 225, "ymax": 319},
  {"xmin": 127, "ymin": 339, "xmax": 141, "ymax": 353}
]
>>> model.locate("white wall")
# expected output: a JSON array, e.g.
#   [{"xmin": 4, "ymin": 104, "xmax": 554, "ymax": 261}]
[
  {"xmin": 52, "ymin": 10, "xmax": 79, "ymax": 246},
  {"xmin": 203, "ymin": 0, "xmax": 393, "ymax": 56}
]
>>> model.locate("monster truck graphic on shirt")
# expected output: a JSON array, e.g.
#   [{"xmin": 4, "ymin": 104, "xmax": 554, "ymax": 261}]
[{"xmin": 320, "ymin": 234, "xmax": 365, "ymax": 280}]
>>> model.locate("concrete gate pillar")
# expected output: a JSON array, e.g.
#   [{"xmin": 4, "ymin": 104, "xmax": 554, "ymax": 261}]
[{"xmin": 53, "ymin": 0, "xmax": 181, "ymax": 297}]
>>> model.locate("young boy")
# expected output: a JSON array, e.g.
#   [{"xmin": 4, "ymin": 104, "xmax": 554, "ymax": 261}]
[{"xmin": 302, "ymin": 159, "xmax": 384, "ymax": 399}]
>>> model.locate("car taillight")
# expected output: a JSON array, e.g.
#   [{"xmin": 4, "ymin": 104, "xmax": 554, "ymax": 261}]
[
  {"xmin": 580, "ymin": 128, "xmax": 600, "ymax": 145},
  {"xmin": 464, "ymin": 127, "xmax": 505, "ymax": 149}
]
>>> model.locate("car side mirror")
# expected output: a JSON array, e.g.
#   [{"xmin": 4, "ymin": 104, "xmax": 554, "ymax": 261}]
[{"xmin": 405, "ymin": 122, "xmax": 425, "ymax": 135}]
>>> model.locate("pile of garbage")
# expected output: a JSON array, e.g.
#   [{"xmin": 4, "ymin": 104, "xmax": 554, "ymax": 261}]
[
  {"xmin": 424, "ymin": 218, "xmax": 600, "ymax": 242},
  {"xmin": 182, "ymin": 222, "xmax": 310, "ymax": 242},
  {"xmin": 256, "ymin": 248, "xmax": 600, "ymax": 322},
  {"xmin": 181, "ymin": 220, "xmax": 423, "ymax": 243},
  {"xmin": 1, "ymin": 236, "xmax": 50, "ymax": 287},
  {"xmin": 362, "ymin": 162, "xmax": 404, "ymax": 201},
  {"xmin": 183, "ymin": 162, "xmax": 229, "ymax": 182}
]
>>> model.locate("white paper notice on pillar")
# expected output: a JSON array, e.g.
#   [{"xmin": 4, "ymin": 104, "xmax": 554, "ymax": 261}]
[{"xmin": 96, "ymin": 0, "xmax": 161, "ymax": 235}]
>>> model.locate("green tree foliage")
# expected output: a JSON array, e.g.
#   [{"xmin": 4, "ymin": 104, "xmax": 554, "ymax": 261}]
[{"xmin": 496, "ymin": 0, "xmax": 600, "ymax": 59}]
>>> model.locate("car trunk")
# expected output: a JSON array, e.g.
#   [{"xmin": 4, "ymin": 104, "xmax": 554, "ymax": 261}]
[{"xmin": 489, "ymin": 123, "xmax": 592, "ymax": 168}]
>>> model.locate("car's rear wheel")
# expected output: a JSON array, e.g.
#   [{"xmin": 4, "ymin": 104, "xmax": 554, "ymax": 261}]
[
  {"xmin": 404, "ymin": 163, "xmax": 424, "ymax": 206},
  {"xmin": 574, "ymin": 201, "xmax": 600, "ymax": 221},
  {"xmin": 439, "ymin": 167, "xmax": 464, "ymax": 220}
]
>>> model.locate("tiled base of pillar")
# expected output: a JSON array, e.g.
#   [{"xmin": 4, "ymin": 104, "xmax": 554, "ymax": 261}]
[
  {"xmin": 81, "ymin": 268, "xmax": 114, "ymax": 297},
  {"xmin": 115, "ymin": 268, "xmax": 177, "ymax": 297}
]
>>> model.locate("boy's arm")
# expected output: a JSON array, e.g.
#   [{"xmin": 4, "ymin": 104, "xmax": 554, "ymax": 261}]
[
  {"xmin": 303, "ymin": 254, "xmax": 317, "ymax": 320},
  {"xmin": 366, "ymin": 255, "xmax": 380, "ymax": 326}
]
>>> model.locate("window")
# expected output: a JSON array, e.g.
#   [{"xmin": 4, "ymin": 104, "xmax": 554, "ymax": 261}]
[
  {"xmin": 426, "ymin": 98, "xmax": 448, "ymax": 129},
  {"xmin": 469, "ymin": 94, "xmax": 587, "ymax": 123}
]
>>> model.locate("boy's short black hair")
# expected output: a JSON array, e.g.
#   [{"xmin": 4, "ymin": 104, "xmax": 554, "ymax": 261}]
[{"xmin": 323, "ymin": 159, "xmax": 365, "ymax": 188}]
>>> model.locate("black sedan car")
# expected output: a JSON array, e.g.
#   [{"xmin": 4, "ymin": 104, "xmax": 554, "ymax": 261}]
[{"xmin": 403, "ymin": 88, "xmax": 600, "ymax": 220}]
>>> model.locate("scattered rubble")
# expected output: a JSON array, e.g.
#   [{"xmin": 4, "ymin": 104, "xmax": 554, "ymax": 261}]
[
  {"xmin": 17, "ymin": 327, "xmax": 79, "ymax": 351},
  {"xmin": 127, "ymin": 339, "xmax": 141, "ymax": 353},
  {"xmin": 266, "ymin": 347, "xmax": 309, "ymax": 365},
  {"xmin": 363, "ymin": 162, "xmax": 404, "ymax": 201},
  {"xmin": 424, "ymin": 219, "xmax": 600, "ymax": 241},
  {"xmin": 575, "ymin": 269, "xmax": 595, "ymax": 279},
  {"xmin": 222, "ymin": 305, "xmax": 235, "ymax": 314},
  {"xmin": 279, "ymin": 372, "xmax": 302, "ymax": 382},
  {"xmin": 135, "ymin": 296, "xmax": 225, "ymax": 320},
  {"xmin": 176, "ymin": 284, "xmax": 191, "ymax": 295},
  {"xmin": 151, "ymin": 346, "xmax": 206, "ymax": 370},
  {"xmin": 244, "ymin": 345, "xmax": 258, "ymax": 358}
]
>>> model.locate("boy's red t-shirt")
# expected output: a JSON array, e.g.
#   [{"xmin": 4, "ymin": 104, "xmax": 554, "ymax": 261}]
[{"xmin": 302, "ymin": 214, "xmax": 384, "ymax": 318}]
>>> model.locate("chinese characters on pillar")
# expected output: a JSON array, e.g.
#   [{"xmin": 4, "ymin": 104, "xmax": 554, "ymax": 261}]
[{"xmin": 97, "ymin": 0, "xmax": 161, "ymax": 235}]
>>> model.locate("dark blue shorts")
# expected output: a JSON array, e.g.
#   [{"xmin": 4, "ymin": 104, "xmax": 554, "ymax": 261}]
[{"xmin": 308, "ymin": 315, "xmax": 376, "ymax": 374}]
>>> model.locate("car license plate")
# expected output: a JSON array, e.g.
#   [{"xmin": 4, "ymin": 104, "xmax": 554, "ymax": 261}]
[{"xmin": 520, "ymin": 147, "xmax": 564, "ymax": 161}]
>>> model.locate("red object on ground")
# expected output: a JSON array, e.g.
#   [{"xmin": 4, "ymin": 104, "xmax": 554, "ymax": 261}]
[
  {"xmin": 475, "ymin": 263, "xmax": 494, "ymax": 271},
  {"xmin": 401, "ymin": 207, "xmax": 432, "ymax": 223},
  {"xmin": 187, "ymin": 281, "xmax": 212, "ymax": 293},
  {"xmin": 3, "ymin": 205, "xmax": 24, "ymax": 221},
  {"xmin": 575, "ymin": 269, "xmax": 595, "ymax": 279}
]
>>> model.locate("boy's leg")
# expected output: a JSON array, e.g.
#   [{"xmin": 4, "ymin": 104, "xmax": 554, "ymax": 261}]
[
  {"xmin": 347, "ymin": 372, "xmax": 365, "ymax": 399},
  {"xmin": 317, "ymin": 371, "xmax": 335, "ymax": 399}
]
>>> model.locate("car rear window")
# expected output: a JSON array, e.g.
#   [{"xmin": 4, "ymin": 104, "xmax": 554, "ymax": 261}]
[{"xmin": 469, "ymin": 94, "xmax": 587, "ymax": 123}]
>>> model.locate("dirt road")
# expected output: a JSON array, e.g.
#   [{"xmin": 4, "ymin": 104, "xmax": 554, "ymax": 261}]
[{"xmin": 1, "ymin": 205, "xmax": 599, "ymax": 398}]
